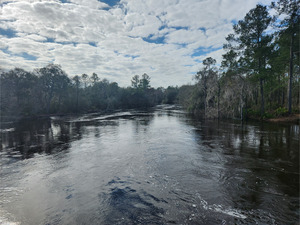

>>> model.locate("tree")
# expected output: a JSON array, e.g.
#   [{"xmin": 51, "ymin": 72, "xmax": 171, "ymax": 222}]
[
  {"xmin": 164, "ymin": 86, "xmax": 178, "ymax": 104},
  {"xmin": 73, "ymin": 75, "xmax": 81, "ymax": 112},
  {"xmin": 139, "ymin": 73, "xmax": 151, "ymax": 90},
  {"xmin": 224, "ymin": 4, "xmax": 272, "ymax": 117},
  {"xmin": 91, "ymin": 72, "xmax": 99, "ymax": 85},
  {"xmin": 5, "ymin": 69, "xmax": 39, "ymax": 115},
  {"xmin": 203, "ymin": 57, "xmax": 216, "ymax": 70},
  {"xmin": 194, "ymin": 57, "xmax": 218, "ymax": 117},
  {"xmin": 0, "ymin": 65, "xmax": 165, "ymax": 120},
  {"xmin": 0, "ymin": 69, "xmax": 22, "ymax": 117},
  {"xmin": 36, "ymin": 64, "xmax": 70, "ymax": 113},
  {"xmin": 131, "ymin": 75, "xmax": 140, "ymax": 89},
  {"xmin": 222, "ymin": 35, "xmax": 252, "ymax": 120},
  {"xmin": 271, "ymin": 0, "xmax": 300, "ymax": 114},
  {"xmin": 81, "ymin": 73, "xmax": 89, "ymax": 88}
]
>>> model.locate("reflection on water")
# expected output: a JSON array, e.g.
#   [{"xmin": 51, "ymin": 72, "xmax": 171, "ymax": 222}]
[{"xmin": 0, "ymin": 105, "xmax": 299, "ymax": 224}]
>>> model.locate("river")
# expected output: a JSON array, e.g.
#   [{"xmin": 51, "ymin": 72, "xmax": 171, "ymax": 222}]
[{"xmin": 0, "ymin": 105, "xmax": 299, "ymax": 225}]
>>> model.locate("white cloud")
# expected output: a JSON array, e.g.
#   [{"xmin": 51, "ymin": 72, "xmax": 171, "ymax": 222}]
[
  {"xmin": 0, "ymin": 0, "xmax": 274, "ymax": 87},
  {"xmin": 165, "ymin": 29, "xmax": 206, "ymax": 45}
]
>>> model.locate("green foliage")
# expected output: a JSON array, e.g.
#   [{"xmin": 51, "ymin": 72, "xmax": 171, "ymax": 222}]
[
  {"xmin": 177, "ymin": 3, "xmax": 299, "ymax": 120},
  {"xmin": 139, "ymin": 73, "xmax": 151, "ymax": 90},
  {"xmin": 271, "ymin": 0, "xmax": 300, "ymax": 114},
  {"xmin": 131, "ymin": 75, "xmax": 140, "ymax": 89},
  {"xmin": 224, "ymin": 4, "xmax": 273, "ymax": 117},
  {"xmin": 263, "ymin": 112, "xmax": 273, "ymax": 119},
  {"xmin": 163, "ymin": 86, "xmax": 179, "ymax": 104},
  {"xmin": 274, "ymin": 107, "xmax": 289, "ymax": 117},
  {"xmin": 0, "ymin": 67, "xmax": 166, "ymax": 121},
  {"xmin": 131, "ymin": 73, "xmax": 151, "ymax": 91},
  {"xmin": 247, "ymin": 108, "xmax": 260, "ymax": 118}
]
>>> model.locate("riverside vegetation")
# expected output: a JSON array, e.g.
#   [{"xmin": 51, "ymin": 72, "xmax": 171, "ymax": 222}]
[{"xmin": 0, "ymin": 1, "xmax": 299, "ymax": 122}]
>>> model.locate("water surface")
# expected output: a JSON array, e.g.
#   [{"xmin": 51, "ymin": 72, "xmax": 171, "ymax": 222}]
[{"xmin": 0, "ymin": 105, "xmax": 299, "ymax": 224}]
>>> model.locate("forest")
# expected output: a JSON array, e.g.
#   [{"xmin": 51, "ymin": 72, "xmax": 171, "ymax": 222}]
[
  {"xmin": 177, "ymin": 1, "xmax": 299, "ymax": 120},
  {"xmin": 0, "ymin": 66, "xmax": 171, "ymax": 121},
  {"xmin": 0, "ymin": 1, "xmax": 299, "ymax": 122}
]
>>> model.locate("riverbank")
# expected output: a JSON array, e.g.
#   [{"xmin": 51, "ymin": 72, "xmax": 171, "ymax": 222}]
[{"xmin": 267, "ymin": 114, "xmax": 300, "ymax": 123}]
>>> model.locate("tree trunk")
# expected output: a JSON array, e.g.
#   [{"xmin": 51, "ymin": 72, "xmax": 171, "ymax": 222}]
[
  {"xmin": 297, "ymin": 87, "xmax": 299, "ymax": 105},
  {"xmin": 260, "ymin": 78, "xmax": 264, "ymax": 117},
  {"xmin": 288, "ymin": 34, "xmax": 294, "ymax": 114},
  {"xmin": 203, "ymin": 77, "xmax": 207, "ymax": 117},
  {"xmin": 277, "ymin": 75, "xmax": 281, "ymax": 106},
  {"xmin": 46, "ymin": 97, "xmax": 51, "ymax": 114},
  {"xmin": 245, "ymin": 95, "xmax": 248, "ymax": 120},
  {"xmin": 282, "ymin": 89, "xmax": 285, "ymax": 106},
  {"xmin": 217, "ymin": 82, "xmax": 220, "ymax": 119},
  {"xmin": 46, "ymin": 91, "xmax": 53, "ymax": 114},
  {"xmin": 241, "ymin": 82, "xmax": 244, "ymax": 120},
  {"xmin": 58, "ymin": 95, "xmax": 61, "ymax": 111},
  {"xmin": 255, "ymin": 88, "xmax": 258, "ymax": 105},
  {"xmin": 76, "ymin": 86, "xmax": 79, "ymax": 112},
  {"xmin": 259, "ymin": 57, "xmax": 264, "ymax": 117}
]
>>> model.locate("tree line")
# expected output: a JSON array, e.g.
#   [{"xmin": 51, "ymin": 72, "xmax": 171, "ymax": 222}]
[
  {"xmin": 0, "ymin": 64, "xmax": 179, "ymax": 121},
  {"xmin": 177, "ymin": 1, "xmax": 299, "ymax": 119},
  {"xmin": 0, "ymin": 0, "xmax": 299, "ymax": 121}
]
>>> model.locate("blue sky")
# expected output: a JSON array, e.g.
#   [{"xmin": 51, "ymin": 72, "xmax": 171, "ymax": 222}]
[{"xmin": 0, "ymin": 0, "xmax": 272, "ymax": 87}]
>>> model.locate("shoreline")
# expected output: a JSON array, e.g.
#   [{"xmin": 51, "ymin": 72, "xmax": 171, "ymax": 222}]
[
  {"xmin": 267, "ymin": 114, "xmax": 300, "ymax": 124},
  {"xmin": 2, "ymin": 110, "xmax": 300, "ymax": 125}
]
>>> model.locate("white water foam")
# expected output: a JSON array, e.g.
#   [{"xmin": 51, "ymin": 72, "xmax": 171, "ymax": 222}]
[
  {"xmin": 0, "ymin": 209, "xmax": 21, "ymax": 225},
  {"xmin": 0, "ymin": 128, "xmax": 15, "ymax": 133},
  {"xmin": 196, "ymin": 193, "xmax": 247, "ymax": 219}
]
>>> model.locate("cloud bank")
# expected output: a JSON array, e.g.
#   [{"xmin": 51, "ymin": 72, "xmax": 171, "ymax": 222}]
[{"xmin": 0, "ymin": 0, "xmax": 272, "ymax": 87}]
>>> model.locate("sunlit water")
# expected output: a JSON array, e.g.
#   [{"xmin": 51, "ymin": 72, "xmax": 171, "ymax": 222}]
[{"xmin": 0, "ymin": 105, "xmax": 299, "ymax": 225}]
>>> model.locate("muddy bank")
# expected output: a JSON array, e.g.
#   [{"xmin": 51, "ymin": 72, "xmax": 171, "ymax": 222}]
[{"xmin": 267, "ymin": 114, "xmax": 300, "ymax": 123}]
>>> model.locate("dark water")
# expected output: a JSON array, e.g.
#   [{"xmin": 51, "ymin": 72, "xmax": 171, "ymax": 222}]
[{"xmin": 0, "ymin": 105, "xmax": 299, "ymax": 225}]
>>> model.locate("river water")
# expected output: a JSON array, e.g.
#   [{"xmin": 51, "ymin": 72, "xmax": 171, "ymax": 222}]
[{"xmin": 0, "ymin": 105, "xmax": 299, "ymax": 225}]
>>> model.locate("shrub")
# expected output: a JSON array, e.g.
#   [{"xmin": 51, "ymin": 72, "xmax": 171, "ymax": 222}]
[{"xmin": 274, "ymin": 107, "xmax": 288, "ymax": 117}]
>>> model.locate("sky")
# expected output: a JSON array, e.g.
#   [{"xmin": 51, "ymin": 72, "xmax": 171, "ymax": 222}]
[{"xmin": 0, "ymin": 0, "xmax": 273, "ymax": 87}]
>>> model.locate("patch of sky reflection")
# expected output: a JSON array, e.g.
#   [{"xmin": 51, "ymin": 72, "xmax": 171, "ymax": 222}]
[{"xmin": 51, "ymin": 122, "xmax": 61, "ymax": 138}]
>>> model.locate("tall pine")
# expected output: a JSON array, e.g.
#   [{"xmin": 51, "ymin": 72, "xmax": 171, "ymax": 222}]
[
  {"xmin": 272, "ymin": 0, "xmax": 300, "ymax": 114},
  {"xmin": 223, "ymin": 4, "xmax": 272, "ymax": 117}
]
